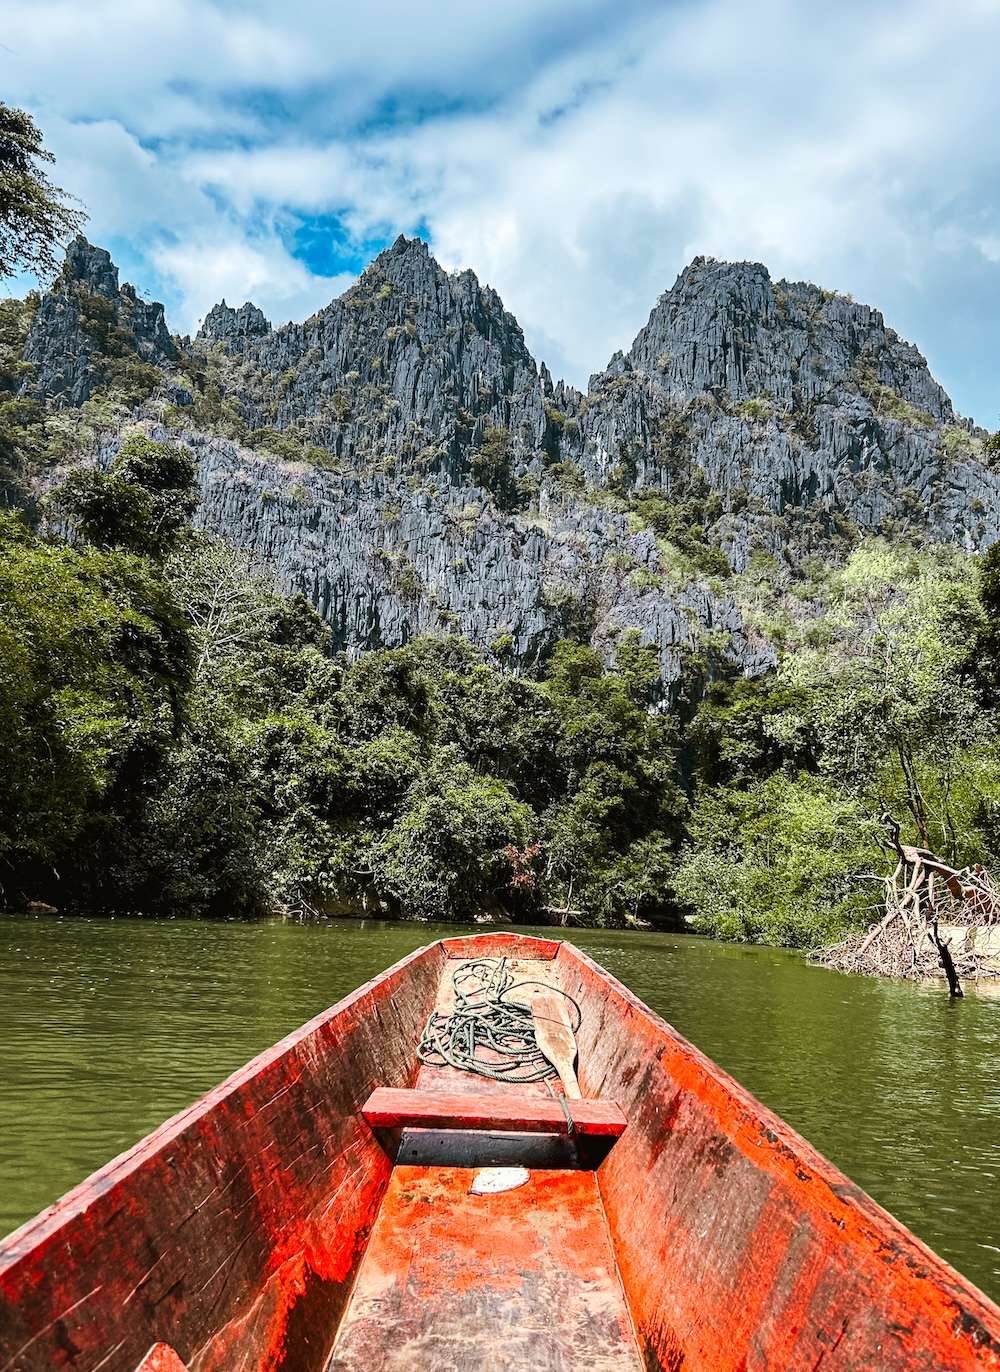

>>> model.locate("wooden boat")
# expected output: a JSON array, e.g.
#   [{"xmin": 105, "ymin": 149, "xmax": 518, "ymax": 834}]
[{"xmin": 2, "ymin": 931, "xmax": 1000, "ymax": 1371}]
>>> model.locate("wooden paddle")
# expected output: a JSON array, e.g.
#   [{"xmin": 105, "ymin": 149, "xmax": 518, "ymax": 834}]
[{"xmin": 530, "ymin": 990, "xmax": 582, "ymax": 1098}]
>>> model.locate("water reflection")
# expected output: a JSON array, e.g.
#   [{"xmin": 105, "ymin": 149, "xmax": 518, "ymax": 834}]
[{"xmin": 1, "ymin": 916, "xmax": 998, "ymax": 1302}]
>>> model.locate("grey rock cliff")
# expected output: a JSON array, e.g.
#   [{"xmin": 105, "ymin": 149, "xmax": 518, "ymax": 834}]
[
  {"xmin": 568, "ymin": 258, "xmax": 999, "ymax": 565},
  {"xmin": 183, "ymin": 428, "xmax": 775, "ymax": 690},
  {"xmin": 21, "ymin": 239, "xmax": 1000, "ymax": 690},
  {"xmin": 200, "ymin": 235, "xmax": 557, "ymax": 482},
  {"xmin": 21, "ymin": 237, "xmax": 176, "ymax": 407},
  {"xmin": 198, "ymin": 300, "xmax": 271, "ymax": 352},
  {"xmin": 174, "ymin": 238, "xmax": 779, "ymax": 684}
]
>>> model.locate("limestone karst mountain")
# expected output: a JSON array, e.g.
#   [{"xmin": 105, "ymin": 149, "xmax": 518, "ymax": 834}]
[
  {"xmin": 12, "ymin": 234, "xmax": 1000, "ymax": 689},
  {"xmin": 578, "ymin": 258, "xmax": 995, "ymax": 560},
  {"xmin": 22, "ymin": 238, "xmax": 177, "ymax": 408}
]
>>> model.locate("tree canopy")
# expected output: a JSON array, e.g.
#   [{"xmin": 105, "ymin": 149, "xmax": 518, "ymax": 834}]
[{"xmin": 0, "ymin": 102, "xmax": 86, "ymax": 280}]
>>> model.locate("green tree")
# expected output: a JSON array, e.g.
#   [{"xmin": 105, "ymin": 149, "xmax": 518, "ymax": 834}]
[
  {"xmin": 0, "ymin": 295, "xmax": 44, "ymax": 500},
  {"xmin": 0, "ymin": 512, "xmax": 190, "ymax": 906},
  {"xmin": 140, "ymin": 538, "xmax": 345, "ymax": 916},
  {"xmin": 684, "ymin": 676, "xmax": 818, "ymax": 791},
  {"xmin": 673, "ymin": 774, "xmax": 883, "ymax": 946},
  {"xmin": 45, "ymin": 433, "xmax": 198, "ymax": 558},
  {"xmin": 784, "ymin": 542, "xmax": 988, "ymax": 860},
  {"xmin": 539, "ymin": 640, "xmax": 684, "ymax": 923},
  {"xmin": 0, "ymin": 103, "xmax": 86, "ymax": 279},
  {"xmin": 965, "ymin": 539, "xmax": 1000, "ymax": 706},
  {"xmin": 372, "ymin": 757, "xmax": 535, "ymax": 920}
]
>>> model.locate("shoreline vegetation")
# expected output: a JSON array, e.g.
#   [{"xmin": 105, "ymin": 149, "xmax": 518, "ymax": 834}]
[{"xmin": 4, "ymin": 421, "xmax": 1000, "ymax": 974}]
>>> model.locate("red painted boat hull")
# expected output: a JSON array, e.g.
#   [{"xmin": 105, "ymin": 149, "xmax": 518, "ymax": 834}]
[{"xmin": 1, "ymin": 931, "xmax": 999, "ymax": 1371}]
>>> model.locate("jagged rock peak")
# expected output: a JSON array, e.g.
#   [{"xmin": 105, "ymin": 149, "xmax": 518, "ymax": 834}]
[
  {"xmin": 355, "ymin": 236, "xmax": 521, "ymax": 334},
  {"xmin": 625, "ymin": 255, "xmax": 954, "ymax": 423},
  {"xmin": 197, "ymin": 299, "xmax": 272, "ymax": 350},
  {"xmin": 353, "ymin": 234, "xmax": 435, "ymax": 292},
  {"xmin": 63, "ymin": 236, "xmax": 120, "ymax": 300},
  {"xmin": 21, "ymin": 238, "xmax": 176, "ymax": 408},
  {"xmin": 196, "ymin": 229, "xmax": 548, "ymax": 479},
  {"xmin": 387, "ymin": 232, "xmax": 430, "ymax": 260},
  {"xmin": 571, "ymin": 254, "xmax": 991, "ymax": 574}
]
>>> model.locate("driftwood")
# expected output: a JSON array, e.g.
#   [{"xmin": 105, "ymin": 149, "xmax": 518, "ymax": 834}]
[
  {"xmin": 812, "ymin": 815, "xmax": 1000, "ymax": 993},
  {"xmin": 542, "ymin": 905, "xmax": 584, "ymax": 927}
]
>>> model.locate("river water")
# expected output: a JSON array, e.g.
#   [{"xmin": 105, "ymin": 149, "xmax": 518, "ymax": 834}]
[{"xmin": 2, "ymin": 915, "xmax": 999, "ymax": 1303}]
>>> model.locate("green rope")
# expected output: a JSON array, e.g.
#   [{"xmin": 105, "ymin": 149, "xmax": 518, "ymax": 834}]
[{"xmin": 417, "ymin": 956, "xmax": 582, "ymax": 1084}]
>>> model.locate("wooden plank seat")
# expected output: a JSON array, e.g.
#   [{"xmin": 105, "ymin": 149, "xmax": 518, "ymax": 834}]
[{"xmin": 362, "ymin": 1087, "xmax": 627, "ymax": 1136}]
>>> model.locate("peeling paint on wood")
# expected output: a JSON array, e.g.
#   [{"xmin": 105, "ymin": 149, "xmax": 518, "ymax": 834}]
[
  {"xmin": 361, "ymin": 1087, "xmax": 626, "ymax": 1136},
  {"xmin": 325, "ymin": 1166, "xmax": 643, "ymax": 1371},
  {"xmin": 134, "ymin": 1344, "xmax": 188, "ymax": 1372},
  {"xmin": 439, "ymin": 933, "xmax": 561, "ymax": 961},
  {"xmin": 556, "ymin": 940, "xmax": 1000, "ymax": 1372}
]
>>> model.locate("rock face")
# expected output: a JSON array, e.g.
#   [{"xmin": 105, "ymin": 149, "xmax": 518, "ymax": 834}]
[
  {"xmin": 570, "ymin": 258, "xmax": 1000, "ymax": 565},
  {"xmin": 196, "ymin": 235, "xmax": 563, "ymax": 483},
  {"xmin": 187, "ymin": 430, "xmax": 775, "ymax": 689},
  {"xmin": 22, "ymin": 237, "xmax": 176, "ymax": 407},
  {"xmin": 198, "ymin": 300, "xmax": 271, "ymax": 352},
  {"xmin": 19, "ymin": 239, "xmax": 1000, "ymax": 688}
]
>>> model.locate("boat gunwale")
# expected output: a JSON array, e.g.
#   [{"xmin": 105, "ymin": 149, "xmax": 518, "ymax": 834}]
[
  {"xmin": 8, "ymin": 928, "xmax": 997, "ymax": 1317},
  {"xmin": 4, "ymin": 929, "xmax": 1000, "ymax": 1370},
  {"xmin": 0, "ymin": 936, "xmax": 445, "ymax": 1272},
  {"xmin": 556, "ymin": 938, "xmax": 1000, "ymax": 1359}
]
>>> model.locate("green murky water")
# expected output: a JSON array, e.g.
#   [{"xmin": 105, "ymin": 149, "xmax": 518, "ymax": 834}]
[{"xmin": 2, "ymin": 916, "xmax": 999, "ymax": 1302}]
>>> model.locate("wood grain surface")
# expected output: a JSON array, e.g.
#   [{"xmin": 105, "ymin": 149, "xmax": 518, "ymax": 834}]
[{"xmin": 362, "ymin": 1087, "xmax": 626, "ymax": 1135}]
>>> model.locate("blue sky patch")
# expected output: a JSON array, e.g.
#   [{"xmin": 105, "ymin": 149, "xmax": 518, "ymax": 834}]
[{"xmin": 283, "ymin": 213, "xmax": 395, "ymax": 279}]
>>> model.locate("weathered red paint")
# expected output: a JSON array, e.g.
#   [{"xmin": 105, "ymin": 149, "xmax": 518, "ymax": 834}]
[
  {"xmin": 439, "ymin": 932, "xmax": 560, "ymax": 960},
  {"xmin": 361, "ymin": 1087, "xmax": 627, "ymax": 1136},
  {"xmin": 0, "ymin": 941, "xmax": 446, "ymax": 1372},
  {"xmin": 134, "ymin": 1344, "xmax": 189, "ymax": 1372},
  {"xmin": 3, "ymin": 932, "xmax": 1000, "ymax": 1372},
  {"xmin": 326, "ymin": 1166, "xmax": 642, "ymax": 1370},
  {"xmin": 555, "ymin": 940, "xmax": 1000, "ymax": 1372}
]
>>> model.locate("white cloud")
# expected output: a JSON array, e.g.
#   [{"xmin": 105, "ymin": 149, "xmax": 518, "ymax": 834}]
[
  {"xmin": 4, "ymin": 0, "xmax": 1000, "ymax": 420},
  {"xmin": 152, "ymin": 239, "xmax": 353, "ymax": 334}
]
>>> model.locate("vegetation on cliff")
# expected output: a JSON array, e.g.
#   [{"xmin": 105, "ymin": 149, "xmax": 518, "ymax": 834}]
[
  {"xmin": 0, "ymin": 445, "xmax": 683, "ymax": 922},
  {"xmin": 3, "ymin": 423, "xmax": 1000, "ymax": 940}
]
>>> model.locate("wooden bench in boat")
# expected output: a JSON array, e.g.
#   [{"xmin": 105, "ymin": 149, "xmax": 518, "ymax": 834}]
[
  {"xmin": 361, "ymin": 1086, "xmax": 628, "ymax": 1136},
  {"xmin": 361, "ymin": 1083, "xmax": 628, "ymax": 1171}
]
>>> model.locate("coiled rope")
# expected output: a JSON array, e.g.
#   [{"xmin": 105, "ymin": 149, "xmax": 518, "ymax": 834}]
[{"xmin": 417, "ymin": 957, "xmax": 582, "ymax": 1084}]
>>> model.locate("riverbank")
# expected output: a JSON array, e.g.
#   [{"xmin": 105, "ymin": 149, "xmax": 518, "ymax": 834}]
[{"xmin": 8, "ymin": 476, "xmax": 1000, "ymax": 952}]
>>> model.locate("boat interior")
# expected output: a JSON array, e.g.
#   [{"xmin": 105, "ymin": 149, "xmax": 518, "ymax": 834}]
[
  {"xmin": 326, "ymin": 943, "xmax": 640, "ymax": 1371},
  {"xmin": 3, "ymin": 931, "xmax": 1000, "ymax": 1372}
]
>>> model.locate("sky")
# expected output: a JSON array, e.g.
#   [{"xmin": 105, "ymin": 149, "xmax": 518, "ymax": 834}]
[{"xmin": 5, "ymin": 0, "xmax": 1000, "ymax": 423}]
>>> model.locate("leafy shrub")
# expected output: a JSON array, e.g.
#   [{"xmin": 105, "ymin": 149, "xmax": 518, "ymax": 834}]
[
  {"xmin": 44, "ymin": 433, "xmax": 197, "ymax": 558},
  {"xmin": 470, "ymin": 425, "xmax": 524, "ymax": 511},
  {"xmin": 673, "ymin": 775, "xmax": 883, "ymax": 946}
]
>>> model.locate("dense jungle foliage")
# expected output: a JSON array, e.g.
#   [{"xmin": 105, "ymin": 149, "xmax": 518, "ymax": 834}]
[
  {"xmin": 3, "ymin": 420, "xmax": 1000, "ymax": 941},
  {"xmin": 1, "ymin": 433, "xmax": 685, "ymax": 924}
]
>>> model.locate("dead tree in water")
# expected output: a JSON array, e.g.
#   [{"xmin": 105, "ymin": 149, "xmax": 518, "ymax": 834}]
[{"xmin": 813, "ymin": 814, "xmax": 1000, "ymax": 993}]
